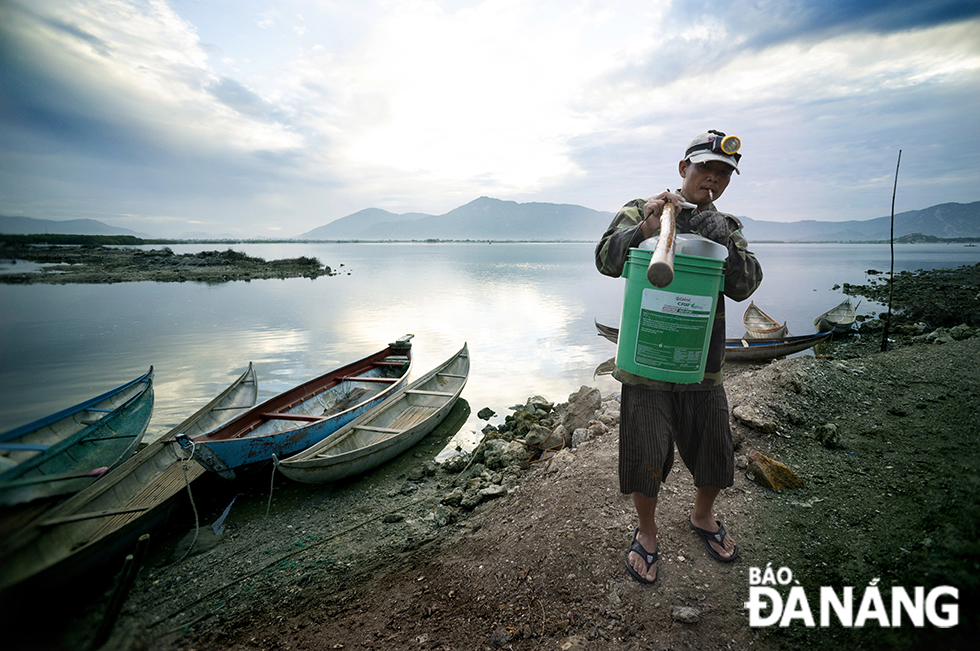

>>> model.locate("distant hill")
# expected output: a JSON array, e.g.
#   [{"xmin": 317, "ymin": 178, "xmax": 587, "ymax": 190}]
[
  {"xmin": 299, "ymin": 207, "xmax": 434, "ymax": 240},
  {"xmin": 296, "ymin": 197, "xmax": 614, "ymax": 241},
  {"xmin": 0, "ymin": 215, "xmax": 147, "ymax": 237},
  {"xmin": 299, "ymin": 199, "xmax": 980, "ymax": 242},
  {"xmin": 6, "ymin": 199, "xmax": 979, "ymax": 242},
  {"xmin": 740, "ymin": 202, "xmax": 980, "ymax": 242}
]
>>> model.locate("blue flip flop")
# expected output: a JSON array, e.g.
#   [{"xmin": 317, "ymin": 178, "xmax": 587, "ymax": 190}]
[
  {"xmin": 625, "ymin": 528, "xmax": 658, "ymax": 584},
  {"xmin": 690, "ymin": 518, "xmax": 739, "ymax": 562}
]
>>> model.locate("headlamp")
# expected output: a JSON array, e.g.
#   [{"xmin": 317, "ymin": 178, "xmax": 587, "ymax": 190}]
[{"xmin": 686, "ymin": 130, "xmax": 742, "ymax": 163}]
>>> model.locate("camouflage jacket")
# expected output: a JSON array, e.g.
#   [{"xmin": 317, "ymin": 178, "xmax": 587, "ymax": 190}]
[{"xmin": 595, "ymin": 196, "xmax": 763, "ymax": 390}]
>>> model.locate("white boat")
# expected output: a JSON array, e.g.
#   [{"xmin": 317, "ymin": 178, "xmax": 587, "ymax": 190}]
[
  {"xmin": 814, "ymin": 298, "xmax": 860, "ymax": 333},
  {"xmin": 274, "ymin": 344, "xmax": 469, "ymax": 484}
]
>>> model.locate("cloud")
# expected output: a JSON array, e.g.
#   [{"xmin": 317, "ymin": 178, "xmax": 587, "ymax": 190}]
[{"xmin": 0, "ymin": 0, "xmax": 977, "ymax": 235}]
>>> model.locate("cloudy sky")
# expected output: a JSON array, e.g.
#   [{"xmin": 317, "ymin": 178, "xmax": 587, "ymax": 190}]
[{"xmin": 1, "ymin": 0, "xmax": 978, "ymax": 238}]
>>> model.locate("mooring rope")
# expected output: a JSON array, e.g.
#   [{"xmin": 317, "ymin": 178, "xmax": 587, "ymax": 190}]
[{"xmin": 171, "ymin": 441, "xmax": 201, "ymax": 565}]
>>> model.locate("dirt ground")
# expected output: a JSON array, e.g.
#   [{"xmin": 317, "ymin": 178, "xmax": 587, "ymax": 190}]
[{"xmin": 6, "ymin": 265, "xmax": 980, "ymax": 651}]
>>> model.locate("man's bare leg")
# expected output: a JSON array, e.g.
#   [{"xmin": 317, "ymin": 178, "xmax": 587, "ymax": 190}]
[
  {"xmin": 629, "ymin": 491, "xmax": 659, "ymax": 581},
  {"xmin": 690, "ymin": 485, "xmax": 736, "ymax": 559}
]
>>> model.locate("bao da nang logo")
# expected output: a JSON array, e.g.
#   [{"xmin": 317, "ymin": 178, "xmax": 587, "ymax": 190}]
[{"xmin": 744, "ymin": 564, "xmax": 959, "ymax": 628}]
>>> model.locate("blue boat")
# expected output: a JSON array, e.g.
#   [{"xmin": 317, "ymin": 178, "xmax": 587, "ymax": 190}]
[
  {"xmin": 0, "ymin": 368, "xmax": 154, "ymax": 506},
  {"xmin": 176, "ymin": 336, "xmax": 413, "ymax": 479}
]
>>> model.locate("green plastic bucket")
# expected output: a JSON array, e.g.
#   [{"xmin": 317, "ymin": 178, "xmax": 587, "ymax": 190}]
[{"xmin": 616, "ymin": 247, "xmax": 725, "ymax": 383}]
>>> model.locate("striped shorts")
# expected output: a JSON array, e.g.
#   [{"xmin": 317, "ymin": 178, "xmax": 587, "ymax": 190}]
[{"xmin": 618, "ymin": 383, "xmax": 734, "ymax": 498}]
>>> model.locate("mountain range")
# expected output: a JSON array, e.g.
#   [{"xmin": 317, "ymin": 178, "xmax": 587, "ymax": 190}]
[
  {"xmin": 3, "ymin": 198, "xmax": 979, "ymax": 242},
  {"xmin": 297, "ymin": 197, "xmax": 980, "ymax": 242}
]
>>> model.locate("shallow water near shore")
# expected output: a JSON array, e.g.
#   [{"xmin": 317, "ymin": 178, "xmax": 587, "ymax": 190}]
[{"xmin": 1, "ymin": 241, "xmax": 978, "ymax": 456}]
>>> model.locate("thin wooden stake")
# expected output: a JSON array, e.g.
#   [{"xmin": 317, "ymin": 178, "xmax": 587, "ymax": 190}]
[{"xmin": 881, "ymin": 150, "xmax": 902, "ymax": 353}]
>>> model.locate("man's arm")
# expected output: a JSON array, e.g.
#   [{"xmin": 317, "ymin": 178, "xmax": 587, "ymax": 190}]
[
  {"xmin": 722, "ymin": 216, "xmax": 763, "ymax": 301},
  {"xmin": 595, "ymin": 199, "xmax": 647, "ymax": 278}
]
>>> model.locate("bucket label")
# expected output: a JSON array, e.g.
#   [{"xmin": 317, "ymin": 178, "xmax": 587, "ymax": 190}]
[{"xmin": 633, "ymin": 288, "xmax": 714, "ymax": 372}]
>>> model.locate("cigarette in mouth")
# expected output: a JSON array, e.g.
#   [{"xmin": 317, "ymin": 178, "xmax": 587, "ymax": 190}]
[{"xmin": 708, "ymin": 190, "xmax": 714, "ymax": 202}]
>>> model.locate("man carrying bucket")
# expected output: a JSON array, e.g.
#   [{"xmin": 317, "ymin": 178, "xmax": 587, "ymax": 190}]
[{"xmin": 595, "ymin": 130, "xmax": 763, "ymax": 584}]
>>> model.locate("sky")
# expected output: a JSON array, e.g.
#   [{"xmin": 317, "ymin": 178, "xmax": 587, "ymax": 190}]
[{"xmin": 1, "ymin": 0, "xmax": 978, "ymax": 238}]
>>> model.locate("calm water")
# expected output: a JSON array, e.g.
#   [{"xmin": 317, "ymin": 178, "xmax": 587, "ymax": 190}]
[{"xmin": 1, "ymin": 241, "xmax": 977, "ymax": 452}]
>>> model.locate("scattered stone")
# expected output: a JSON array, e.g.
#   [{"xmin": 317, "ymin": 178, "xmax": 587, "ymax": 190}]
[
  {"xmin": 561, "ymin": 386, "xmax": 601, "ymax": 432},
  {"xmin": 950, "ymin": 324, "xmax": 973, "ymax": 340},
  {"xmin": 732, "ymin": 404, "xmax": 777, "ymax": 434},
  {"xmin": 441, "ymin": 452, "xmax": 470, "ymax": 473},
  {"xmin": 526, "ymin": 395, "xmax": 554, "ymax": 413},
  {"xmin": 381, "ymin": 513, "xmax": 405, "ymax": 523},
  {"xmin": 672, "ymin": 606, "xmax": 700, "ymax": 623},
  {"xmin": 571, "ymin": 427, "xmax": 591, "ymax": 448},
  {"xmin": 490, "ymin": 626, "xmax": 513, "ymax": 648},
  {"xmin": 813, "ymin": 422, "xmax": 842, "ymax": 449},
  {"xmin": 477, "ymin": 407, "xmax": 496, "ymax": 420},
  {"xmin": 560, "ymin": 636, "xmax": 588, "ymax": 651},
  {"xmin": 525, "ymin": 424, "xmax": 552, "ymax": 447},
  {"xmin": 477, "ymin": 484, "xmax": 508, "ymax": 501},
  {"xmin": 745, "ymin": 450, "xmax": 804, "ymax": 491}
]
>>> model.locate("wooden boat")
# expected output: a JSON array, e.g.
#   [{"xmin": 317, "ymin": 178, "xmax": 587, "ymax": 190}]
[
  {"xmin": 814, "ymin": 298, "xmax": 859, "ymax": 333},
  {"xmin": 724, "ymin": 331, "xmax": 833, "ymax": 361},
  {"xmin": 594, "ymin": 321, "xmax": 831, "ymax": 362},
  {"xmin": 0, "ymin": 363, "xmax": 258, "ymax": 595},
  {"xmin": 742, "ymin": 301, "xmax": 789, "ymax": 339},
  {"xmin": 177, "ymin": 336, "xmax": 414, "ymax": 479},
  {"xmin": 274, "ymin": 343, "xmax": 469, "ymax": 484},
  {"xmin": 0, "ymin": 368, "xmax": 154, "ymax": 506}
]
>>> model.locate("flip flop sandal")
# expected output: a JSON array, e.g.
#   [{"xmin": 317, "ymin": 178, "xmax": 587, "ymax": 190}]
[
  {"xmin": 690, "ymin": 518, "xmax": 739, "ymax": 562},
  {"xmin": 625, "ymin": 528, "xmax": 658, "ymax": 584}
]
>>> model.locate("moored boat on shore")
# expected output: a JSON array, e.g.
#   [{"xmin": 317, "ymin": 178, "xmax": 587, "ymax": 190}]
[
  {"xmin": 594, "ymin": 321, "xmax": 831, "ymax": 362},
  {"xmin": 742, "ymin": 301, "xmax": 789, "ymax": 339},
  {"xmin": 0, "ymin": 368, "xmax": 154, "ymax": 506},
  {"xmin": 177, "ymin": 337, "xmax": 414, "ymax": 479},
  {"xmin": 0, "ymin": 363, "xmax": 258, "ymax": 595},
  {"xmin": 274, "ymin": 343, "xmax": 469, "ymax": 485},
  {"xmin": 814, "ymin": 298, "xmax": 859, "ymax": 333}
]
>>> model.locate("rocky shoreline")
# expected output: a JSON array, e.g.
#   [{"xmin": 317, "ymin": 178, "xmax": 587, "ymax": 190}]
[{"xmin": 0, "ymin": 243, "xmax": 336, "ymax": 284}]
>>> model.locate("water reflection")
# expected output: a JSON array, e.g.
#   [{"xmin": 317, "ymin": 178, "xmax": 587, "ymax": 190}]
[{"xmin": 1, "ymin": 242, "xmax": 977, "ymax": 458}]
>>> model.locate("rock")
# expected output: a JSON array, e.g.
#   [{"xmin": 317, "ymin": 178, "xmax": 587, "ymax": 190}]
[
  {"xmin": 571, "ymin": 427, "xmax": 591, "ymax": 448},
  {"xmin": 732, "ymin": 404, "xmax": 777, "ymax": 434},
  {"xmin": 478, "ymin": 484, "xmax": 508, "ymax": 500},
  {"xmin": 477, "ymin": 407, "xmax": 496, "ymax": 420},
  {"xmin": 431, "ymin": 504, "xmax": 456, "ymax": 527},
  {"xmin": 441, "ymin": 487, "xmax": 464, "ymax": 507},
  {"xmin": 441, "ymin": 452, "xmax": 470, "ymax": 473},
  {"xmin": 950, "ymin": 324, "xmax": 973, "ymax": 340},
  {"xmin": 525, "ymin": 424, "xmax": 552, "ymax": 447},
  {"xmin": 490, "ymin": 626, "xmax": 513, "ymax": 648},
  {"xmin": 560, "ymin": 636, "xmax": 588, "ymax": 651},
  {"xmin": 814, "ymin": 422, "xmax": 842, "ymax": 449},
  {"xmin": 916, "ymin": 328, "xmax": 954, "ymax": 344},
  {"xmin": 526, "ymin": 395, "xmax": 554, "ymax": 413},
  {"xmin": 562, "ymin": 386, "xmax": 601, "ymax": 432},
  {"xmin": 545, "ymin": 448, "xmax": 576, "ymax": 474},
  {"xmin": 671, "ymin": 606, "xmax": 700, "ymax": 623},
  {"xmin": 746, "ymin": 450, "xmax": 804, "ymax": 491},
  {"xmin": 538, "ymin": 424, "xmax": 568, "ymax": 450}
]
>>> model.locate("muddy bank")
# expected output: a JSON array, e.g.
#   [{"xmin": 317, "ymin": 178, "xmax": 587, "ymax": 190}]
[{"xmin": 0, "ymin": 243, "xmax": 337, "ymax": 284}]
